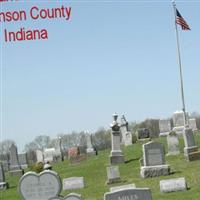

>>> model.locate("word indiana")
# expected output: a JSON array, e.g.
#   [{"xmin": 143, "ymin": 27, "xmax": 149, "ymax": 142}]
[{"xmin": 4, "ymin": 28, "xmax": 48, "ymax": 42}]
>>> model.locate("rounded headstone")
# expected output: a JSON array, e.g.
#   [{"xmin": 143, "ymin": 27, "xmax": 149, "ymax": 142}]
[{"xmin": 18, "ymin": 170, "xmax": 62, "ymax": 200}]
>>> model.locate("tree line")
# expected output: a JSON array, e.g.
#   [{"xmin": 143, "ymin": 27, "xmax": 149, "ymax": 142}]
[{"xmin": 1, "ymin": 112, "xmax": 200, "ymax": 160}]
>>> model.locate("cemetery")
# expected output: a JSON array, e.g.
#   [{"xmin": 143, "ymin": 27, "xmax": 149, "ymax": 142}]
[{"xmin": 0, "ymin": 113, "xmax": 200, "ymax": 200}]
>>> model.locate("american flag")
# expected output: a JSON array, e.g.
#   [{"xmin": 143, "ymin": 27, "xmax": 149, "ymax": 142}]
[{"xmin": 176, "ymin": 9, "xmax": 191, "ymax": 30}]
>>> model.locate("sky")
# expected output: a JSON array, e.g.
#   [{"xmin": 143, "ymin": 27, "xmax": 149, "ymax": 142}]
[{"xmin": 0, "ymin": 1, "xmax": 200, "ymax": 152}]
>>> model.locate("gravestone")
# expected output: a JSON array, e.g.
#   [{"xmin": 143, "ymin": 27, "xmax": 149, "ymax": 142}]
[
  {"xmin": 36, "ymin": 149, "xmax": 44, "ymax": 163},
  {"xmin": 106, "ymin": 166, "xmax": 121, "ymax": 184},
  {"xmin": 167, "ymin": 131, "xmax": 180, "ymax": 156},
  {"xmin": 110, "ymin": 184, "xmax": 136, "ymax": 192},
  {"xmin": 109, "ymin": 113, "xmax": 124, "ymax": 165},
  {"xmin": 104, "ymin": 188, "xmax": 152, "ymax": 200},
  {"xmin": 86, "ymin": 132, "xmax": 95, "ymax": 155},
  {"xmin": 140, "ymin": 141, "xmax": 170, "ymax": 178},
  {"xmin": 49, "ymin": 193, "xmax": 83, "ymax": 200},
  {"xmin": 0, "ymin": 163, "xmax": 8, "ymax": 190},
  {"xmin": 120, "ymin": 115, "xmax": 132, "ymax": 146},
  {"xmin": 172, "ymin": 111, "xmax": 188, "ymax": 135},
  {"xmin": 18, "ymin": 170, "xmax": 62, "ymax": 200},
  {"xmin": 183, "ymin": 127, "xmax": 200, "ymax": 161},
  {"xmin": 9, "ymin": 144, "xmax": 24, "ymax": 176},
  {"xmin": 137, "ymin": 128, "xmax": 150, "ymax": 140},
  {"xmin": 18, "ymin": 153, "xmax": 28, "ymax": 169},
  {"xmin": 63, "ymin": 177, "xmax": 84, "ymax": 191},
  {"xmin": 44, "ymin": 148, "xmax": 55, "ymax": 163},
  {"xmin": 159, "ymin": 119, "xmax": 171, "ymax": 136},
  {"xmin": 1, "ymin": 161, "xmax": 9, "ymax": 172},
  {"xmin": 27, "ymin": 150, "xmax": 37, "ymax": 166},
  {"xmin": 68, "ymin": 147, "xmax": 86, "ymax": 165},
  {"xmin": 189, "ymin": 118, "xmax": 198, "ymax": 131},
  {"xmin": 160, "ymin": 177, "xmax": 187, "ymax": 193}
]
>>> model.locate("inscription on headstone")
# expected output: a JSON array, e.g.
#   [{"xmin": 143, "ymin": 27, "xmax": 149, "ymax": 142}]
[
  {"xmin": 160, "ymin": 177, "xmax": 187, "ymax": 193},
  {"xmin": 104, "ymin": 188, "xmax": 152, "ymax": 200}
]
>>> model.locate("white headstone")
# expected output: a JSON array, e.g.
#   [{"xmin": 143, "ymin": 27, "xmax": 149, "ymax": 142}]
[
  {"xmin": 86, "ymin": 133, "xmax": 95, "ymax": 155},
  {"xmin": 120, "ymin": 115, "xmax": 132, "ymax": 146},
  {"xmin": 36, "ymin": 149, "xmax": 44, "ymax": 163},
  {"xmin": 63, "ymin": 177, "xmax": 84, "ymax": 190},
  {"xmin": 159, "ymin": 119, "xmax": 171, "ymax": 136},
  {"xmin": 44, "ymin": 148, "xmax": 56, "ymax": 162},
  {"xmin": 189, "ymin": 118, "xmax": 197, "ymax": 131},
  {"xmin": 167, "ymin": 132, "xmax": 180, "ymax": 155},
  {"xmin": 160, "ymin": 177, "xmax": 187, "ymax": 193}
]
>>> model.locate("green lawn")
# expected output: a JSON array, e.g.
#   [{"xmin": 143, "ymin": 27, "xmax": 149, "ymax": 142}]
[{"xmin": 1, "ymin": 133, "xmax": 200, "ymax": 200}]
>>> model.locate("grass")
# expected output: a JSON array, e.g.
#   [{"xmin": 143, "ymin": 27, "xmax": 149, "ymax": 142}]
[{"xmin": 1, "ymin": 133, "xmax": 200, "ymax": 200}]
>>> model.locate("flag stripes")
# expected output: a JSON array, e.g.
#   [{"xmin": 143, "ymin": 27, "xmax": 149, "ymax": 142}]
[{"xmin": 176, "ymin": 9, "xmax": 190, "ymax": 30}]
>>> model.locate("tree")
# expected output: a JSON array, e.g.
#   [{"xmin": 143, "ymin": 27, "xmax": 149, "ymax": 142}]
[{"xmin": 0, "ymin": 139, "xmax": 15, "ymax": 161}]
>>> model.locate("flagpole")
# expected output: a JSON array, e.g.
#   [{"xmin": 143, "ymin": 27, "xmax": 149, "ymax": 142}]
[{"xmin": 172, "ymin": 0, "xmax": 188, "ymax": 126}]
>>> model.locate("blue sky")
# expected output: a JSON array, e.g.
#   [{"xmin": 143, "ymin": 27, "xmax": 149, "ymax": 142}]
[{"xmin": 1, "ymin": 1, "xmax": 200, "ymax": 152}]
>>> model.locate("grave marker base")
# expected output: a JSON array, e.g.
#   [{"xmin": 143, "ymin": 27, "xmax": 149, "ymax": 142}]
[
  {"xmin": 140, "ymin": 165, "xmax": 170, "ymax": 178},
  {"xmin": 0, "ymin": 182, "xmax": 8, "ymax": 190},
  {"xmin": 9, "ymin": 169, "xmax": 24, "ymax": 177}
]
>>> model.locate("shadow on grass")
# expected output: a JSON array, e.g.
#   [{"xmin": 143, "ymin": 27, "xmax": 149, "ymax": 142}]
[
  {"xmin": 125, "ymin": 157, "xmax": 140, "ymax": 164},
  {"xmin": 170, "ymin": 170, "xmax": 182, "ymax": 175}
]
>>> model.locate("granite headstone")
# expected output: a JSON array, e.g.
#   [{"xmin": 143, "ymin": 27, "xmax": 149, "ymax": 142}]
[
  {"xmin": 140, "ymin": 141, "xmax": 170, "ymax": 178},
  {"xmin": 19, "ymin": 170, "xmax": 62, "ymax": 200},
  {"xmin": 104, "ymin": 188, "xmax": 152, "ymax": 200}
]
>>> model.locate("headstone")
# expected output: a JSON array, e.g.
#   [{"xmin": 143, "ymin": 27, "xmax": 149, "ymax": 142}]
[
  {"xmin": 68, "ymin": 147, "xmax": 86, "ymax": 165},
  {"xmin": 120, "ymin": 115, "xmax": 132, "ymax": 146},
  {"xmin": 106, "ymin": 166, "xmax": 121, "ymax": 184},
  {"xmin": 63, "ymin": 177, "xmax": 84, "ymax": 191},
  {"xmin": 36, "ymin": 149, "xmax": 44, "ymax": 163},
  {"xmin": 189, "ymin": 118, "xmax": 198, "ymax": 131},
  {"xmin": 18, "ymin": 153, "xmax": 28, "ymax": 169},
  {"xmin": 49, "ymin": 193, "xmax": 83, "ymax": 200},
  {"xmin": 1, "ymin": 161, "xmax": 9, "ymax": 172},
  {"xmin": 86, "ymin": 132, "xmax": 95, "ymax": 155},
  {"xmin": 109, "ymin": 113, "xmax": 125, "ymax": 165},
  {"xmin": 27, "ymin": 150, "xmax": 37, "ymax": 166},
  {"xmin": 104, "ymin": 188, "xmax": 152, "ymax": 200},
  {"xmin": 18, "ymin": 170, "xmax": 62, "ymax": 200},
  {"xmin": 110, "ymin": 184, "xmax": 136, "ymax": 192},
  {"xmin": 172, "ymin": 111, "xmax": 188, "ymax": 135},
  {"xmin": 68, "ymin": 147, "xmax": 79, "ymax": 159},
  {"xmin": 160, "ymin": 177, "xmax": 187, "ymax": 193},
  {"xmin": 159, "ymin": 119, "xmax": 171, "ymax": 136},
  {"xmin": 0, "ymin": 163, "xmax": 8, "ymax": 190},
  {"xmin": 9, "ymin": 144, "xmax": 24, "ymax": 176},
  {"xmin": 167, "ymin": 131, "xmax": 180, "ymax": 156},
  {"xmin": 137, "ymin": 128, "xmax": 150, "ymax": 140},
  {"xmin": 43, "ymin": 148, "xmax": 55, "ymax": 163},
  {"xmin": 140, "ymin": 141, "xmax": 170, "ymax": 178},
  {"xmin": 183, "ymin": 127, "xmax": 200, "ymax": 161}
]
